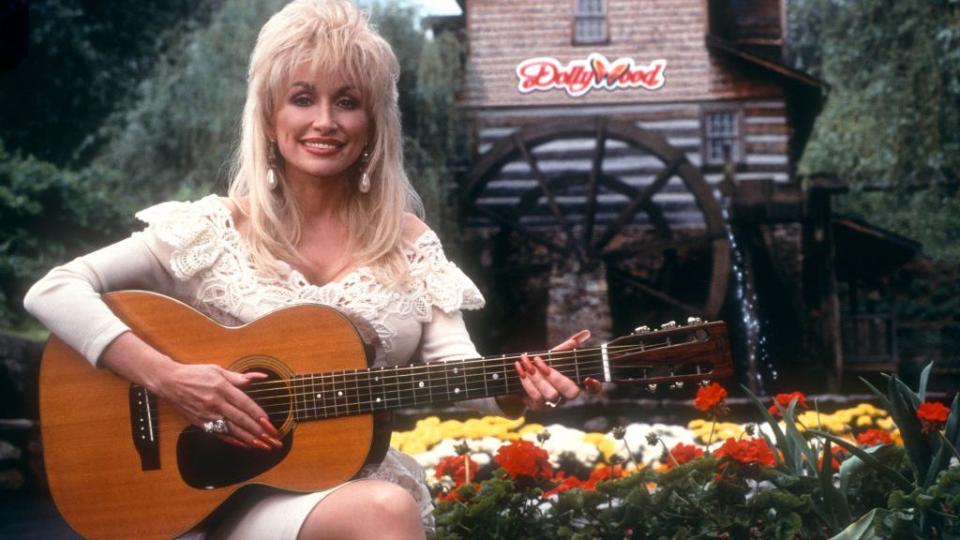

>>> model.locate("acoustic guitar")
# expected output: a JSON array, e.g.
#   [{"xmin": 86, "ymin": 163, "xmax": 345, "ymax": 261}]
[{"xmin": 39, "ymin": 290, "xmax": 732, "ymax": 539}]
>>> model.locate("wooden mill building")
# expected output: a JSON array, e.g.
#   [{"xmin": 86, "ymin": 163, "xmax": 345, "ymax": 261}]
[{"xmin": 428, "ymin": 0, "xmax": 923, "ymax": 392}]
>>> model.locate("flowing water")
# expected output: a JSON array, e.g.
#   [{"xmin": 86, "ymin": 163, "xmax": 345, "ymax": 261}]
[{"xmin": 721, "ymin": 203, "xmax": 774, "ymax": 394}]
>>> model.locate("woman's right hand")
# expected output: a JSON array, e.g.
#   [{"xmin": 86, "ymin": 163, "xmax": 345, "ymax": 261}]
[
  {"xmin": 154, "ymin": 363, "xmax": 282, "ymax": 451},
  {"xmin": 99, "ymin": 331, "xmax": 281, "ymax": 451}
]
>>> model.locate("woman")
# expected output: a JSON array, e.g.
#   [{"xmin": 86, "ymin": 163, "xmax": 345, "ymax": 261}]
[{"xmin": 24, "ymin": 1, "xmax": 593, "ymax": 538}]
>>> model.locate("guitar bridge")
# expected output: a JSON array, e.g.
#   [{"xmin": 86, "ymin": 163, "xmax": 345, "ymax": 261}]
[{"xmin": 129, "ymin": 384, "xmax": 160, "ymax": 470}]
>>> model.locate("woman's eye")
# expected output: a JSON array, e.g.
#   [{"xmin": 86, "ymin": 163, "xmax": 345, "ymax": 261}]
[
  {"xmin": 292, "ymin": 94, "xmax": 313, "ymax": 106},
  {"xmin": 338, "ymin": 97, "xmax": 358, "ymax": 109}
]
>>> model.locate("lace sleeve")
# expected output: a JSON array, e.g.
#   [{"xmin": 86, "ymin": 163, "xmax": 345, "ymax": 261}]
[
  {"xmin": 134, "ymin": 196, "xmax": 226, "ymax": 281},
  {"xmin": 407, "ymin": 231, "xmax": 485, "ymax": 320}
]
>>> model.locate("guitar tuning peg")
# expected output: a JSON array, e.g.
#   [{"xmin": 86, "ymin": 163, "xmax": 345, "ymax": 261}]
[
  {"xmin": 700, "ymin": 380, "xmax": 710, "ymax": 387},
  {"xmin": 686, "ymin": 317, "xmax": 702, "ymax": 325},
  {"xmin": 660, "ymin": 321, "xmax": 676, "ymax": 329},
  {"xmin": 670, "ymin": 381, "xmax": 684, "ymax": 390},
  {"xmin": 633, "ymin": 325, "xmax": 651, "ymax": 334},
  {"xmin": 646, "ymin": 383, "xmax": 658, "ymax": 393}
]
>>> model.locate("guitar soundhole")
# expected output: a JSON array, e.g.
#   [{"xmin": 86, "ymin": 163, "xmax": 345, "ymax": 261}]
[
  {"xmin": 176, "ymin": 428, "xmax": 293, "ymax": 490},
  {"xmin": 176, "ymin": 366, "xmax": 293, "ymax": 489}
]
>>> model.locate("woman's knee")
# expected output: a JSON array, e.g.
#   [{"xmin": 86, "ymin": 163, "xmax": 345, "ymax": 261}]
[
  {"xmin": 298, "ymin": 480, "xmax": 424, "ymax": 540},
  {"xmin": 364, "ymin": 481, "xmax": 421, "ymax": 519}
]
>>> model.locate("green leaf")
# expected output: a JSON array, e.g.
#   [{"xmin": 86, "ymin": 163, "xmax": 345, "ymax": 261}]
[
  {"xmin": 819, "ymin": 439, "xmax": 853, "ymax": 528},
  {"xmin": 827, "ymin": 508, "xmax": 881, "ymax": 540},
  {"xmin": 781, "ymin": 398, "xmax": 820, "ymax": 476},
  {"xmin": 886, "ymin": 374, "xmax": 930, "ymax": 480},
  {"xmin": 859, "ymin": 377, "xmax": 894, "ymax": 413},
  {"xmin": 944, "ymin": 392, "xmax": 960, "ymax": 446},
  {"xmin": 809, "ymin": 430, "xmax": 913, "ymax": 491},
  {"xmin": 924, "ymin": 443, "xmax": 948, "ymax": 488},
  {"xmin": 917, "ymin": 362, "xmax": 933, "ymax": 402}
]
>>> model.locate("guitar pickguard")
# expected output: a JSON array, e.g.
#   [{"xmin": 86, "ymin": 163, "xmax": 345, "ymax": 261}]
[{"xmin": 176, "ymin": 428, "xmax": 293, "ymax": 490}]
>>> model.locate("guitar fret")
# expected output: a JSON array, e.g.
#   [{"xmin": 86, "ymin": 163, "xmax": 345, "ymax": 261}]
[{"xmin": 574, "ymin": 349, "xmax": 580, "ymax": 383}]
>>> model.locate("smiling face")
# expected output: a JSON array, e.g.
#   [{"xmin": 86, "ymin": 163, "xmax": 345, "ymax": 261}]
[{"xmin": 273, "ymin": 64, "xmax": 371, "ymax": 188}]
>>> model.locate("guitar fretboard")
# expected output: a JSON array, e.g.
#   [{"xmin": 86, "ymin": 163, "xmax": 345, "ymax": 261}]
[{"xmin": 273, "ymin": 349, "xmax": 606, "ymax": 421}]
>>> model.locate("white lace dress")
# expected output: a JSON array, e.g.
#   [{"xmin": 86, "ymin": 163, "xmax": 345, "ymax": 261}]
[{"xmin": 24, "ymin": 195, "xmax": 493, "ymax": 538}]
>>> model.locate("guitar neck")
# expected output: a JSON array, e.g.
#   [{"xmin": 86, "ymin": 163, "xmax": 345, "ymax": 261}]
[{"xmin": 278, "ymin": 348, "xmax": 607, "ymax": 422}]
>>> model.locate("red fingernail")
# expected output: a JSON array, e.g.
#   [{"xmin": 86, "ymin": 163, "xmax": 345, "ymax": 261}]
[
  {"xmin": 263, "ymin": 434, "xmax": 283, "ymax": 448},
  {"xmin": 252, "ymin": 439, "xmax": 271, "ymax": 451},
  {"xmin": 522, "ymin": 358, "xmax": 536, "ymax": 375},
  {"xmin": 260, "ymin": 417, "xmax": 278, "ymax": 436},
  {"xmin": 534, "ymin": 357, "xmax": 551, "ymax": 376},
  {"xmin": 515, "ymin": 361, "xmax": 526, "ymax": 379}
]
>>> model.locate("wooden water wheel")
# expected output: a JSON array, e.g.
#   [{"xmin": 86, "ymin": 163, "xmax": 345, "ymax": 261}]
[{"xmin": 463, "ymin": 117, "xmax": 731, "ymax": 333}]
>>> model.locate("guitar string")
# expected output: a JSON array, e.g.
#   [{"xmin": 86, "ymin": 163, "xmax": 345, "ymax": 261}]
[
  {"xmin": 247, "ymin": 352, "xmax": 718, "ymax": 418},
  {"xmin": 242, "ymin": 344, "xmax": 702, "ymax": 412},
  {"xmin": 236, "ymin": 343, "xmax": 640, "ymax": 392},
  {"xmin": 247, "ymin": 355, "xmax": 609, "ymax": 415},
  {"xmin": 238, "ymin": 342, "xmax": 674, "ymax": 395},
  {"xmin": 238, "ymin": 342, "xmax": 661, "ymax": 397}
]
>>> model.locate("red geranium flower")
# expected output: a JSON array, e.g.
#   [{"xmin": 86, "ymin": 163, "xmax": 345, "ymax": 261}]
[
  {"xmin": 543, "ymin": 472, "xmax": 582, "ymax": 498},
  {"xmin": 664, "ymin": 442, "xmax": 704, "ymax": 469},
  {"xmin": 494, "ymin": 440, "xmax": 553, "ymax": 480},
  {"xmin": 715, "ymin": 437, "xmax": 776, "ymax": 469},
  {"xmin": 856, "ymin": 428, "xmax": 893, "ymax": 447},
  {"xmin": 768, "ymin": 391, "xmax": 808, "ymax": 417},
  {"xmin": 435, "ymin": 455, "xmax": 478, "ymax": 486},
  {"xmin": 694, "ymin": 383, "xmax": 728, "ymax": 414},
  {"xmin": 917, "ymin": 401, "xmax": 950, "ymax": 434},
  {"xmin": 582, "ymin": 464, "xmax": 629, "ymax": 489}
]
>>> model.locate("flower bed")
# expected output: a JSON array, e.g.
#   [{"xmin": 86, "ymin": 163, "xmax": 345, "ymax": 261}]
[{"xmin": 392, "ymin": 369, "xmax": 959, "ymax": 539}]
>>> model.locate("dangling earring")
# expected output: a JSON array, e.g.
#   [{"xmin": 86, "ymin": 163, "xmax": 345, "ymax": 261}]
[
  {"xmin": 358, "ymin": 148, "xmax": 371, "ymax": 194},
  {"xmin": 266, "ymin": 141, "xmax": 280, "ymax": 190}
]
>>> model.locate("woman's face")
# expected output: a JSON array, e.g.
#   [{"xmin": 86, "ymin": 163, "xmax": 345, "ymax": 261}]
[{"xmin": 273, "ymin": 65, "xmax": 370, "ymax": 187}]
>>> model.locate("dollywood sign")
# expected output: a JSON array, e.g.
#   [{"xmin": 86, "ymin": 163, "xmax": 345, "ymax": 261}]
[{"xmin": 515, "ymin": 53, "xmax": 666, "ymax": 97}]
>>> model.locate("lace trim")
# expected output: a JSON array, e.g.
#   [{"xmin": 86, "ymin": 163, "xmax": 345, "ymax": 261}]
[{"xmin": 135, "ymin": 196, "xmax": 485, "ymax": 351}]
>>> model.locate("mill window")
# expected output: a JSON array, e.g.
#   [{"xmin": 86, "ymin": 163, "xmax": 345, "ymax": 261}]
[
  {"xmin": 574, "ymin": 0, "xmax": 608, "ymax": 45},
  {"xmin": 703, "ymin": 110, "xmax": 742, "ymax": 165}
]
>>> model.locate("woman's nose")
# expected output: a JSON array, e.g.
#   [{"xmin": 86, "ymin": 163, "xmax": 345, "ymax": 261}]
[{"xmin": 311, "ymin": 104, "xmax": 337, "ymax": 131}]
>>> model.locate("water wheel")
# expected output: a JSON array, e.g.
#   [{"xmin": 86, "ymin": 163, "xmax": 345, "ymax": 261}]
[{"xmin": 463, "ymin": 117, "xmax": 731, "ymax": 339}]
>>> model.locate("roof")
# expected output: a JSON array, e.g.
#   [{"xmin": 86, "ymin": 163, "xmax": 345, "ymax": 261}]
[{"xmin": 833, "ymin": 214, "xmax": 922, "ymax": 281}]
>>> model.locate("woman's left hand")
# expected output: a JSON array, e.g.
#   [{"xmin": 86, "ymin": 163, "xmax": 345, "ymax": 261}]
[{"xmin": 513, "ymin": 329, "xmax": 600, "ymax": 410}]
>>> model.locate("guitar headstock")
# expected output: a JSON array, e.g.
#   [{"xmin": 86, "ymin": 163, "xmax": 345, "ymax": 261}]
[{"xmin": 605, "ymin": 318, "xmax": 733, "ymax": 391}]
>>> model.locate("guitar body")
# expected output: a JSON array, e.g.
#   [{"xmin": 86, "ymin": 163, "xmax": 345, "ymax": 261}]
[{"xmin": 40, "ymin": 291, "xmax": 385, "ymax": 540}]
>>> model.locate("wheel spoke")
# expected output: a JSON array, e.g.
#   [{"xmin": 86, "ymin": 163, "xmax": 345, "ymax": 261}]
[
  {"xmin": 608, "ymin": 267, "xmax": 704, "ymax": 316},
  {"xmin": 593, "ymin": 155, "xmax": 684, "ymax": 253},
  {"xmin": 472, "ymin": 204, "xmax": 569, "ymax": 255},
  {"xmin": 513, "ymin": 133, "xmax": 583, "ymax": 262},
  {"xmin": 602, "ymin": 233, "xmax": 724, "ymax": 260},
  {"xmin": 583, "ymin": 118, "xmax": 607, "ymax": 255}
]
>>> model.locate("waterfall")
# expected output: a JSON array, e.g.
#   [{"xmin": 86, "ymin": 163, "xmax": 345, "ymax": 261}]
[{"xmin": 721, "ymin": 203, "xmax": 773, "ymax": 394}]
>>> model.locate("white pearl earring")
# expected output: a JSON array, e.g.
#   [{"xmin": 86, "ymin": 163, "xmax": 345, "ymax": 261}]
[{"xmin": 358, "ymin": 149, "xmax": 371, "ymax": 193}]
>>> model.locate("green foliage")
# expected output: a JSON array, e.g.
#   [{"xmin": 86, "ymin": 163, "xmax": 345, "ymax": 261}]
[
  {"xmin": 90, "ymin": 0, "xmax": 285, "ymax": 206},
  {"xmin": 0, "ymin": 141, "xmax": 130, "ymax": 326},
  {"xmin": 790, "ymin": 0, "xmax": 960, "ymax": 261},
  {"xmin": 0, "ymin": 0, "xmax": 217, "ymax": 166}
]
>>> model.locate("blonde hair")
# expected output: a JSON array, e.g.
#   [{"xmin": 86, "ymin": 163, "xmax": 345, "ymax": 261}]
[{"xmin": 228, "ymin": 0, "xmax": 422, "ymax": 284}]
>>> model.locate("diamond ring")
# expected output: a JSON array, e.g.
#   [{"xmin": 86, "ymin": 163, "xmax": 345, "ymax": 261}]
[{"xmin": 203, "ymin": 418, "xmax": 229, "ymax": 434}]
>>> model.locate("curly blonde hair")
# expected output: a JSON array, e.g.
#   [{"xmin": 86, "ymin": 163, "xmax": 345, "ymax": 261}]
[{"xmin": 228, "ymin": 0, "xmax": 422, "ymax": 283}]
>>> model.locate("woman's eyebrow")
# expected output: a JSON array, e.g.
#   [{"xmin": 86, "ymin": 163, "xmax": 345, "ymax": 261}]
[{"xmin": 290, "ymin": 81, "xmax": 314, "ymax": 91}]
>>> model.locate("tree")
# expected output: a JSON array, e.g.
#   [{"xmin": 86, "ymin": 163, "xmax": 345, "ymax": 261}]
[{"xmin": 790, "ymin": 0, "xmax": 960, "ymax": 260}]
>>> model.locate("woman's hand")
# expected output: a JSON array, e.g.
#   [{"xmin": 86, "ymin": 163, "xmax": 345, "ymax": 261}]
[
  {"xmin": 155, "ymin": 363, "xmax": 282, "ymax": 451},
  {"xmin": 99, "ymin": 331, "xmax": 281, "ymax": 451},
  {"xmin": 512, "ymin": 329, "xmax": 602, "ymax": 411}
]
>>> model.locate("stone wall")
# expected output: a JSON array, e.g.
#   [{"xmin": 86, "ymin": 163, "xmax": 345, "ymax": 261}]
[{"xmin": 0, "ymin": 332, "xmax": 43, "ymax": 493}]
